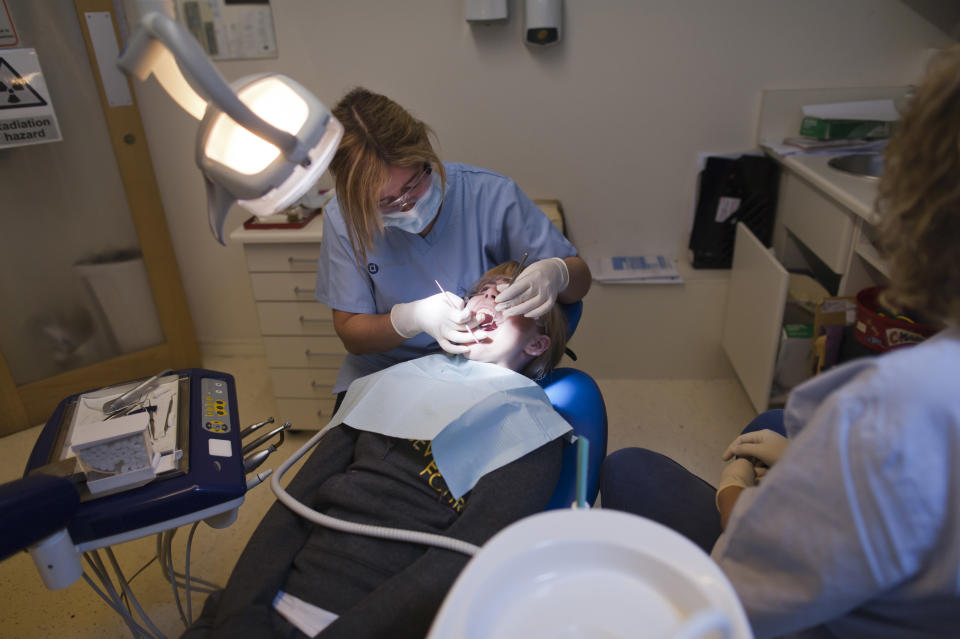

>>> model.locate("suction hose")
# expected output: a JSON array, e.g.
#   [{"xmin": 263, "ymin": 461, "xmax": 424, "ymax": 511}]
[{"xmin": 270, "ymin": 424, "xmax": 480, "ymax": 556}]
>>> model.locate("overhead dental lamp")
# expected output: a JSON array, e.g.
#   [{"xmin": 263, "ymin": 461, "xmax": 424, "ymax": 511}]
[{"xmin": 117, "ymin": 12, "xmax": 343, "ymax": 244}]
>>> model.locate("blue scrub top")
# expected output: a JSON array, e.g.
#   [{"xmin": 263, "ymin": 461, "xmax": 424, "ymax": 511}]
[{"xmin": 316, "ymin": 162, "xmax": 578, "ymax": 392}]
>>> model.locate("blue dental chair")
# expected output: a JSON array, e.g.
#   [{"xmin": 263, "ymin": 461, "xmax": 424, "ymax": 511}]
[{"xmin": 540, "ymin": 302, "xmax": 608, "ymax": 510}]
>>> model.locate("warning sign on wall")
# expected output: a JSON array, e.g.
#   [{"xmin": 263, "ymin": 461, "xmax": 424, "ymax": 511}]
[
  {"xmin": 0, "ymin": 48, "xmax": 62, "ymax": 148},
  {"xmin": 0, "ymin": 1, "xmax": 17, "ymax": 48}
]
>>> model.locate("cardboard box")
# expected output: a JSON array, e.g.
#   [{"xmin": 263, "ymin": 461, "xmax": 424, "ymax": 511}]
[
  {"xmin": 774, "ymin": 323, "xmax": 814, "ymax": 390},
  {"xmin": 534, "ymin": 199, "xmax": 565, "ymax": 235},
  {"xmin": 799, "ymin": 117, "xmax": 892, "ymax": 141},
  {"xmin": 811, "ymin": 296, "xmax": 857, "ymax": 375}
]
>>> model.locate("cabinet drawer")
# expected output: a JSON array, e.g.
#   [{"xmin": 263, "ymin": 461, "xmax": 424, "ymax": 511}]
[
  {"xmin": 264, "ymin": 336, "xmax": 346, "ymax": 368},
  {"xmin": 257, "ymin": 302, "xmax": 336, "ymax": 335},
  {"xmin": 270, "ymin": 368, "xmax": 339, "ymax": 398},
  {"xmin": 244, "ymin": 243, "xmax": 321, "ymax": 272},
  {"xmin": 251, "ymin": 272, "xmax": 318, "ymax": 301},
  {"xmin": 779, "ymin": 172, "xmax": 855, "ymax": 274},
  {"xmin": 276, "ymin": 397, "xmax": 338, "ymax": 430}
]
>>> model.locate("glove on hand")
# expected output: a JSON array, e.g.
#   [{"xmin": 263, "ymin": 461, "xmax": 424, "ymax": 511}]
[
  {"xmin": 715, "ymin": 458, "xmax": 757, "ymax": 510},
  {"xmin": 390, "ymin": 292, "xmax": 473, "ymax": 354},
  {"xmin": 722, "ymin": 429, "xmax": 789, "ymax": 468},
  {"xmin": 494, "ymin": 257, "xmax": 570, "ymax": 319}
]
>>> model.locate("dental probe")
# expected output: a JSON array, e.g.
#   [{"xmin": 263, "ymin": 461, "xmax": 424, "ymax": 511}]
[
  {"xmin": 513, "ymin": 251, "xmax": 530, "ymax": 281},
  {"xmin": 435, "ymin": 280, "xmax": 481, "ymax": 344}
]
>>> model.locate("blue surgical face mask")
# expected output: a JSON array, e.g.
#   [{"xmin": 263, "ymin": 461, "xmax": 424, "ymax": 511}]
[{"xmin": 381, "ymin": 174, "xmax": 443, "ymax": 234}]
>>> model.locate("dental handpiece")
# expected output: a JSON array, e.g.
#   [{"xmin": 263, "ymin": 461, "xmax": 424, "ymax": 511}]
[
  {"xmin": 243, "ymin": 445, "xmax": 276, "ymax": 473},
  {"xmin": 242, "ymin": 421, "xmax": 291, "ymax": 456},
  {"xmin": 240, "ymin": 416, "xmax": 275, "ymax": 439},
  {"xmin": 435, "ymin": 280, "xmax": 481, "ymax": 345}
]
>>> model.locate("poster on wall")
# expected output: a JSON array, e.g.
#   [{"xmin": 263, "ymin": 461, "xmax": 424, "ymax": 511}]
[
  {"xmin": 175, "ymin": 0, "xmax": 278, "ymax": 60},
  {"xmin": 0, "ymin": 1, "xmax": 18, "ymax": 48},
  {"xmin": 0, "ymin": 48, "xmax": 62, "ymax": 148}
]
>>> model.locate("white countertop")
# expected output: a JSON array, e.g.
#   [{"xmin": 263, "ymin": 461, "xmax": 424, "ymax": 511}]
[
  {"xmin": 229, "ymin": 213, "xmax": 324, "ymax": 244},
  {"xmin": 754, "ymin": 86, "xmax": 907, "ymax": 228},
  {"xmin": 763, "ymin": 149, "xmax": 881, "ymax": 225}
]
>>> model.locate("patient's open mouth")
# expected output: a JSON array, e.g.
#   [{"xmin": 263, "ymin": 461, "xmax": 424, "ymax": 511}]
[{"xmin": 475, "ymin": 310, "xmax": 497, "ymax": 331}]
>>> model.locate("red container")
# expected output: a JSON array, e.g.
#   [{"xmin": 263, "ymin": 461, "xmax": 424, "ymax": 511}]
[{"xmin": 853, "ymin": 287, "xmax": 937, "ymax": 352}]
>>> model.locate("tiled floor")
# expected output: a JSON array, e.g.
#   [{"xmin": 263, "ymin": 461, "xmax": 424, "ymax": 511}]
[{"xmin": 0, "ymin": 356, "xmax": 754, "ymax": 638}]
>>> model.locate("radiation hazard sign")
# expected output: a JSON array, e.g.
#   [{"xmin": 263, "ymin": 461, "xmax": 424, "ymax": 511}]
[{"xmin": 0, "ymin": 48, "xmax": 61, "ymax": 148}]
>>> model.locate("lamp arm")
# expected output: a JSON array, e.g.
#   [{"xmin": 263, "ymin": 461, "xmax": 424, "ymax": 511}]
[{"xmin": 118, "ymin": 12, "xmax": 310, "ymax": 165}]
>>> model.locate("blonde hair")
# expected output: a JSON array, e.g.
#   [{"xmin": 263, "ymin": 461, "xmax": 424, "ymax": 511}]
[
  {"xmin": 876, "ymin": 46, "xmax": 960, "ymax": 326},
  {"xmin": 470, "ymin": 262, "xmax": 569, "ymax": 379},
  {"xmin": 329, "ymin": 88, "xmax": 447, "ymax": 266}
]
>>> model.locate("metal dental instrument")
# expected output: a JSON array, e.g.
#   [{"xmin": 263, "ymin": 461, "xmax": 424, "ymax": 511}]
[
  {"xmin": 102, "ymin": 369, "xmax": 173, "ymax": 415},
  {"xmin": 241, "ymin": 421, "xmax": 291, "ymax": 456},
  {"xmin": 240, "ymin": 416, "xmax": 275, "ymax": 439},
  {"xmin": 103, "ymin": 402, "xmax": 142, "ymax": 421},
  {"xmin": 243, "ymin": 445, "xmax": 277, "ymax": 473},
  {"xmin": 435, "ymin": 280, "xmax": 481, "ymax": 345},
  {"xmin": 163, "ymin": 396, "xmax": 174, "ymax": 437},
  {"xmin": 149, "ymin": 401, "xmax": 158, "ymax": 440},
  {"xmin": 512, "ymin": 251, "xmax": 530, "ymax": 281}
]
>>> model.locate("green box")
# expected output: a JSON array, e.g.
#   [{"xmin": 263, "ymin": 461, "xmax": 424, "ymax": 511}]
[{"xmin": 799, "ymin": 117, "xmax": 892, "ymax": 141}]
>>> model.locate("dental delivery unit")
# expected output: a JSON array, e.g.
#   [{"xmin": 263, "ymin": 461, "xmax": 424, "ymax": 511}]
[{"xmin": 1, "ymin": 370, "xmax": 292, "ymax": 631}]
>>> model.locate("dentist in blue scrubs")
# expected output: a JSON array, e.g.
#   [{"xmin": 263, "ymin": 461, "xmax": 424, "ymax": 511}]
[{"xmin": 315, "ymin": 88, "xmax": 590, "ymax": 403}]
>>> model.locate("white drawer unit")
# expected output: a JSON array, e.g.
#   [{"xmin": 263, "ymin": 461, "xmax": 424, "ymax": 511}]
[
  {"xmin": 230, "ymin": 218, "xmax": 344, "ymax": 430},
  {"xmin": 276, "ymin": 397, "xmax": 339, "ymax": 430},
  {"xmin": 270, "ymin": 368, "xmax": 339, "ymax": 398},
  {"xmin": 243, "ymin": 243, "xmax": 321, "ymax": 272},
  {"xmin": 778, "ymin": 171, "xmax": 856, "ymax": 275},
  {"xmin": 250, "ymin": 272, "xmax": 319, "ymax": 301},
  {"xmin": 256, "ymin": 301, "xmax": 335, "ymax": 335},
  {"xmin": 263, "ymin": 336, "xmax": 346, "ymax": 368}
]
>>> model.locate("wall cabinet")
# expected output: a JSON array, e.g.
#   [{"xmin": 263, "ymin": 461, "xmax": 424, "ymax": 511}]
[
  {"xmin": 722, "ymin": 166, "xmax": 888, "ymax": 413},
  {"xmin": 231, "ymin": 219, "xmax": 343, "ymax": 430},
  {"xmin": 721, "ymin": 86, "xmax": 909, "ymax": 413}
]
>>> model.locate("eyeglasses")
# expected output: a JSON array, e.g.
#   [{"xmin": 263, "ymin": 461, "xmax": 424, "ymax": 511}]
[{"xmin": 378, "ymin": 164, "xmax": 432, "ymax": 212}]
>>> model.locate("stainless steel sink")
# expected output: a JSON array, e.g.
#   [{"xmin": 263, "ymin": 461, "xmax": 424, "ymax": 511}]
[{"xmin": 827, "ymin": 153, "xmax": 884, "ymax": 180}]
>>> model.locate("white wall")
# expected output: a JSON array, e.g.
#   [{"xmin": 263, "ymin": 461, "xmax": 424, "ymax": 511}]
[{"xmin": 125, "ymin": 0, "xmax": 949, "ymax": 379}]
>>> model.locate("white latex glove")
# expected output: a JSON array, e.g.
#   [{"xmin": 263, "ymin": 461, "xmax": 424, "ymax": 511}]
[
  {"xmin": 494, "ymin": 257, "xmax": 570, "ymax": 319},
  {"xmin": 715, "ymin": 458, "xmax": 757, "ymax": 510},
  {"xmin": 390, "ymin": 292, "xmax": 473, "ymax": 354},
  {"xmin": 722, "ymin": 429, "xmax": 790, "ymax": 468}
]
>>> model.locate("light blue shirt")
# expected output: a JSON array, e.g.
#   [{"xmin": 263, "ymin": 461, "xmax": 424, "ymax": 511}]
[
  {"xmin": 316, "ymin": 163, "xmax": 577, "ymax": 392},
  {"xmin": 712, "ymin": 328, "xmax": 960, "ymax": 638}
]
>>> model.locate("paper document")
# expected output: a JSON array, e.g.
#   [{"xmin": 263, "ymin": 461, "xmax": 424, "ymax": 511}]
[
  {"xmin": 273, "ymin": 591, "xmax": 338, "ymax": 636},
  {"xmin": 762, "ymin": 138, "xmax": 887, "ymax": 158},
  {"xmin": 590, "ymin": 255, "xmax": 683, "ymax": 284},
  {"xmin": 801, "ymin": 99, "xmax": 899, "ymax": 122}
]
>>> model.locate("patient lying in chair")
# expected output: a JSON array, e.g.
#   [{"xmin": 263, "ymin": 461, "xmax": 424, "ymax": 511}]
[{"xmin": 183, "ymin": 262, "xmax": 570, "ymax": 639}]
